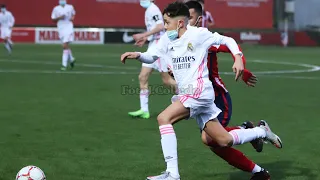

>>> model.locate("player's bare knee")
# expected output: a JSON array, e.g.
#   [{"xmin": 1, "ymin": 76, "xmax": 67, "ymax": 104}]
[
  {"xmin": 201, "ymin": 132, "xmax": 210, "ymax": 146},
  {"xmin": 62, "ymin": 43, "xmax": 69, "ymax": 49},
  {"xmin": 201, "ymin": 132, "xmax": 221, "ymax": 148},
  {"xmin": 161, "ymin": 73, "xmax": 174, "ymax": 86},
  {"xmin": 215, "ymin": 135, "xmax": 233, "ymax": 147},
  {"xmin": 157, "ymin": 113, "xmax": 171, "ymax": 126},
  {"xmin": 162, "ymin": 77, "xmax": 170, "ymax": 87},
  {"xmin": 138, "ymin": 73, "xmax": 148, "ymax": 84},
  {"xmin": 202, "ymin": 137, "xmax": 210, "ymax": 146}
]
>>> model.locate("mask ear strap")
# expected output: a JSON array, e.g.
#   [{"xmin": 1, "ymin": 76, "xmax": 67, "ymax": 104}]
[
  {"xmin": 195, "ymin": 16, "xmax": 202, "ymax": 26},
  {"xmin": 195, "ymin": 19, "xmax": 199, "ymax": 26},
  {"xmin": 176, "ymin": 21, "xmax": 181, "ymax": 30}
]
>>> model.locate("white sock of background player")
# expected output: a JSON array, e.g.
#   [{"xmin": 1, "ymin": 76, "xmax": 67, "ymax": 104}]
[
  {"xmin": 62, "ymin": 49, "xmax": 69, "ymax": 67},
  {"xmin": 4, "ymin": 42, "xmax": 11, "ymax": 53}
]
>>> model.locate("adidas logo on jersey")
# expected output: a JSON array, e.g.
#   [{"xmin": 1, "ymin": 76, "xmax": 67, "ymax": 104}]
[{"xmin": 165, "ymin": 156, "xmax": 173, "ymax": 160}]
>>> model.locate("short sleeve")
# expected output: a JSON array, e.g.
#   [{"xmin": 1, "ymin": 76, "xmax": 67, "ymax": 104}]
[
  {"xmin": 71, "ymin": 5, "xmax": 76, "ymax": 15},
  {"xmin": 8, "ymin": 12, "xmax": 15, "ymax": 26},
  {"xmin": 51, "ymin": 8, "xmax": 57, "ymax": 19},
  {"xmin": 150, "ymin": 9, "xmax": 163, "ymax": 25}
]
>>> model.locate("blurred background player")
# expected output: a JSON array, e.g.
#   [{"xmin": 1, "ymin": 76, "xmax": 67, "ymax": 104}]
[
  {"xmin": 0, "ymin": 4, "xmax": 15, "ymax": 54},
  {"xmin": 197, "ymin": 0, "xmax": 214, "ymax": 29},
  {"xmin": 51, "ymin": 0, "xmax": 76, "ymax": 71},
  {"xmin": 185, "ymin": 1, "xmax": 270, "ymax": 179},
  {"xmin": 128, "ymin": 0, "xmax": 176, "ymax": 119}
]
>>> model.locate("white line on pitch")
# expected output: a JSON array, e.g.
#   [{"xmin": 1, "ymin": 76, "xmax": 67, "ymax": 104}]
[
  {"xmin": 0, "ymin": 59, "xmax": 139, "ymax": 70},
  {"xmin": 258, "ymin": 75, "xmax": 320, "ymax": 80},
  {"xmin": 0, "ymin": 59, "xmax": 319, "ymax": 79},
  {"xmin": 0, "ymin": 69, "xmax": 137, "ymax": 75}
]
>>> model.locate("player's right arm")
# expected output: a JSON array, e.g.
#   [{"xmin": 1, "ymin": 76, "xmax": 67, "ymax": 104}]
[
  {"xmin": 51, "ymin": 7, "xmax": 64, "ymax": 22},
  {"xmin": 8, "ymin": 12, "xmax": 15, "ymax": 28},
  {"xmin": 121, "ymin": 50, "xmax": 160, "ymax": 64},
  {"xmin": 70, "ymin": 5, "xmax": 76, "ymax": 22},
  {"xmin": 141, "ymin": 22, "xmax": 164, "ymax": 38},
  {"xmin": 120, "ymin": 51, "xmax": 158, "ymax": 64},
  {"xmin": 121, "ymin": 35, "xmax": 168, "ymax": 64},
  {"xmin": 133, "ymin": 9, "xmax": 164, "ymax": 41}
]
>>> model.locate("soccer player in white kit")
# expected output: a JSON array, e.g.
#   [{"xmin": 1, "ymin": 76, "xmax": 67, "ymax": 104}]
[
  {"xmin": 0, "ymin": 4, "xmax": 14, "ymax": 54},
  {"xmin": 121, "ymin": 2, "xmax": 282, "ymax": 180},
  {"xmin": 128, "ymin": 0, "xmax": 177, "ymax": 119},
  {"xmin": 51, "ymin": 0, "xmax": 76, "ymax": 71}
]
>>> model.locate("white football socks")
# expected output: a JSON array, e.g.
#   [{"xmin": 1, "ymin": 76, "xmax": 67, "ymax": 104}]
[
  {"xmin": 140, "ymin": 89, "xmax": 149, "ymax": 112},
  {"xmin": 62, "ymin": 49, "xmax": 69, "ymax": 67},
  {"xmin": 69, "ymin": 49, "xmax": 75, "ymax": 61},
  {"xmin": 252, "ymin": 164, "xmax": 262, "ymax": 174},
  {"xmin": 229, "ymin": 127, "xmax": 266, "ymax": 145},
  {"xmin": 7, "ymin": 39, "xmax": 13, "ymax": 45},
  {"xmin": 4, "ymin": 42, "xmax": 11, "ymax": 53},
  {"xmin": 159, "ymin": 124, "xmax": 180, "ymax": 178}
]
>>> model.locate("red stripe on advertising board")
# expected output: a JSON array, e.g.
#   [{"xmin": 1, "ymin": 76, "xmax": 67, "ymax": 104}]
[{"xmin": 1, "ymin": 0, "xmax": 273, "ymax": 29}]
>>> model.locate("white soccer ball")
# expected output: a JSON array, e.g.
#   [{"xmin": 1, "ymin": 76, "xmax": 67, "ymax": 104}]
[{"xmin": 16, "ymin": 165, "xmax": 46, "ymax": 180}]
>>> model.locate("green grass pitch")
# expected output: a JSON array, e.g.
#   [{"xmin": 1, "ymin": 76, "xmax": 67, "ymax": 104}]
[{"xmin": 0, "ymin": 44, "xmax": 319, "ymax": 180}]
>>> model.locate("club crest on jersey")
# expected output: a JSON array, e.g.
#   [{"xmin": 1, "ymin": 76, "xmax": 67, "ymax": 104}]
[{"xmin": 187, "ymin": 42, "xmax": 194, "ymax": 51}]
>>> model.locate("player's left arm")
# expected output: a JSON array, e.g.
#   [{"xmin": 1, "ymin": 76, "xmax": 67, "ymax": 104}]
[
  {"xmin": 9, "ymin": 12, "xmax": 15, "ymax": 29},
  {"xmin": 143, "ymin": 22, "xmax": 164, "ymax": 37},
  {"xmin": 217, "ymin": 45, "xmax": 246, "ymax": 68},
  {"xmin": 51, "ymin": 8, "xmax": 64, "ymax": 22},
  {"xmin": 134, "ymin": 13, "xmax": 164, "ymax": 41},
  {"xmin": 70, "ymin": 6, "xmax": 76, "ymax": 22},
  {"xmin": 217, "ymin": 45, "xmax": 257, "ymax": 87},
  {"xmin": 199, "ymin": 28, "xmax": 243, "ymax": 81}
]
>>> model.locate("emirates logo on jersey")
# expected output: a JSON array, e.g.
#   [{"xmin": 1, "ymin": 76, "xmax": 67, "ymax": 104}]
[
  {"xmin": 172, "ymin": 56, "xmax": 195, "ymax": 70},
  {"xmin": 172, "ymin": 56, "xmax": 195, "ymax": 63}
]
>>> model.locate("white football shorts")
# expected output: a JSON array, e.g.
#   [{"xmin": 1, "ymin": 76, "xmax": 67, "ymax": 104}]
[
  {"xmin": 1, "ymin": 28, "xmax": 12, "ymax": 39},
  {"xmin": 171, "ymin": 85, "xmax": 222, "ymax": 130},
  {"xmin": 59, "ymin": 30, "xmax": 74, "ymax": 43},
  {"xmin": 142, "ymin": 39, "xmax": 168, "ymax": 72}
]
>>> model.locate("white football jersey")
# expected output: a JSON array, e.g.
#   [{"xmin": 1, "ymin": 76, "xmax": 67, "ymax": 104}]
[
  {"xmin": 51, "ymin": 4, "xmax": 75, "ymax": 32},
  {"xmin": 0, "ymin": 11, "xmax": 15, "ymax": 28},
  {"xmin": 144, "ymin": 3, "xmax": 164, "ymax": 41},
  {"xmin": 151, "ymin": 25, "xmax": 242, "ymax": 96}
]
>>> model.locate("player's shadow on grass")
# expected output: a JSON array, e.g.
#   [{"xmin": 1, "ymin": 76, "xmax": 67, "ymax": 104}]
[{"xmin": 227, "ymin": 160, "xmax": 318, "ymax": 180}]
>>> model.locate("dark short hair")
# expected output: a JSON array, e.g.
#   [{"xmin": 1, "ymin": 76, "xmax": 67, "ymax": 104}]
[
  {"xmin": 1, "ymin": 4, "xmax": 6, "ymax": 8},
  {"xmin": 185, "ymin": 1, "xmax": 203, "ymax": 16},
  {"xmin": 163, "ymin": 2, "xmax": 190, "ymax": 18},
  {"xmin": 197, "ymin": 0, "xmax": 204, "ymax": 3}
]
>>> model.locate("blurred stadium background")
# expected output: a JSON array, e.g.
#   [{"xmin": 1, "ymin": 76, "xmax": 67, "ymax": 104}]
[
  {"xmin": 0, "ymin": 0, "xmax": 319, "ymax": 180},
  {"xmin": 0, "ymin": 0, "xmax": 319, "ymax": 45}
]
